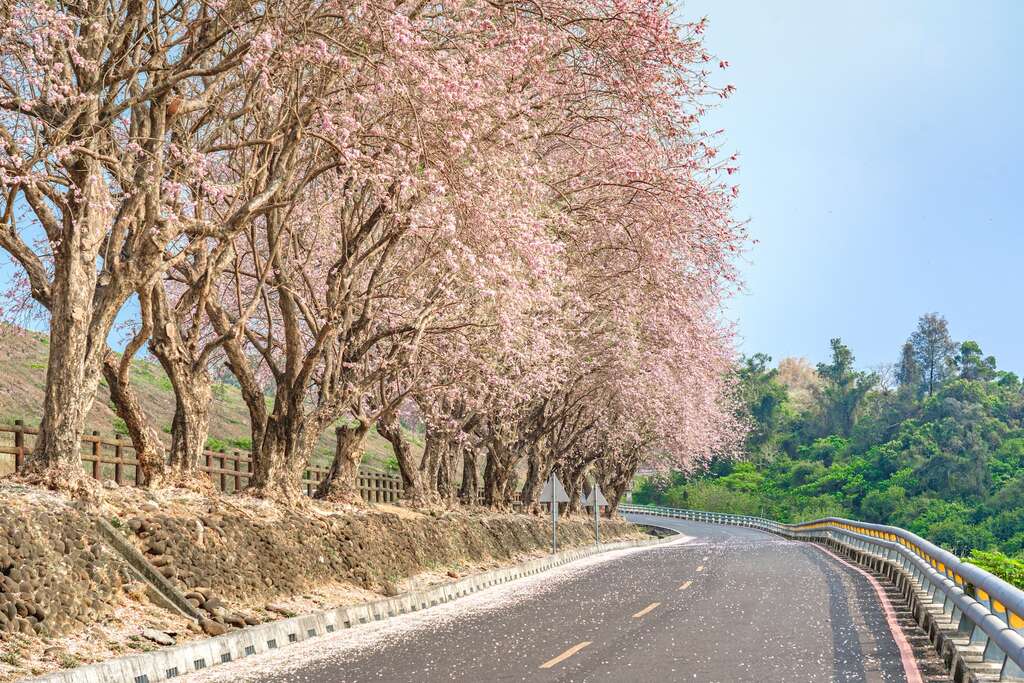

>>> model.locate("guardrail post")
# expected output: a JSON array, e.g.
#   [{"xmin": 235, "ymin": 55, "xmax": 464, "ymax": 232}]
[{"xmin": 233, "ymin": 450, "xmax": 242, "ymax": 492}]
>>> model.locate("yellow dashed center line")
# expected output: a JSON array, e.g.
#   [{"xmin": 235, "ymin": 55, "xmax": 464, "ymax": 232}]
[
  {"xmin": 539, "ymin": 641, "xmax": 592, "ymax": 669},
  {"xmin": 632, "ymin": 602, "xmax": 661, "ymax": 618},
  {"xmin": 678, "ymin": 580, "xmax": 692, "ymax": 591}
]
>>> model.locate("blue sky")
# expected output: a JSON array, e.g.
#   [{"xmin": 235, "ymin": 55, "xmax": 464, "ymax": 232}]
[{"xmin": 684, "ymin": 0, "xmax": 1024, "ymax": 372}]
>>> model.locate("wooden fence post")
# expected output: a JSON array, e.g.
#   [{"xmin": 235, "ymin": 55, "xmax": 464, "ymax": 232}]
[
  {"xmin": 91, "ymin": 431, "xmax": 101, "ymax": 480},
  {"xmin": 13, "ymin": 419, "xmax": 24, "ymax": 471},
  {"xmin": 233, "ymin": 450, "xmax": 242, "ymax": 493},
  {"xmin": 219, "ymin": 454, "xmax": 227, "ymax": 493},
  {"xmin": 113, "ymin": 438, "xmax": 123, "ymax": 486}
]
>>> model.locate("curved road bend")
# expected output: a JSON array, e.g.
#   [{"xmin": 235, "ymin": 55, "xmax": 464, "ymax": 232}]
[{"xmin": 188, "ymin": 515, "xmax": 948, "ymax": 683}]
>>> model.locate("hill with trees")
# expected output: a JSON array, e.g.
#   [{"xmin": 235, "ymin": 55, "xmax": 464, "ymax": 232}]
[{"xmin": 635, "ymin": 313, "xmax": 1024, "ymax": 583}]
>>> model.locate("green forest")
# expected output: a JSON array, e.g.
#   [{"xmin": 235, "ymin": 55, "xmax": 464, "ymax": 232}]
[{"xmin": 634, "ymin": 313, "xmax": 1024, "ymax": 586}]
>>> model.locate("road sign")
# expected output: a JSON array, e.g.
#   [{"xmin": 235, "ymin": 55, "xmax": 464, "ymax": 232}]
[
  {"xmin": 584, "ymin": 485, "xmax": 608, "ymax": 508},
  {"xmin": 539, "ymin": 475, "xmax": 569, "ymax": 503},
  {"xmin": 540, "ymin": 473, "xmax": 568, "ymax": 553},
  {"xmin": 585, "ymin": 483, "xmax": 608, "ymax": 544}
]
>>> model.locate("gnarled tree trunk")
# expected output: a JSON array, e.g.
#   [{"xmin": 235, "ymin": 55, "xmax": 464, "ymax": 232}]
[
  {"xmin": 520, "ymin": 447, "xmax": 549, "ymax": 514},
  {"xmin": 245, "ymin": 400, "xmax": 320, "ymax": 504},
  {"xmin": 482, "ymin": 442, "xmax": 518, "ymax": 510},
  {"xmin": 379, "ymin": 415, "xmax": 436, "ymax": 506},
  {"xmin": 24, "ymin": 250, "xmax": 125, "ymax": 493},
  {"xmin": 164, "ymin": 376, "xmax": 214, "ymax": 490},
  {"xmin": 102, "ymin": 352, "xmax": 166, "ymax": 487},
  {"xmin": 459, "ymin": 446, "xmax": 479, "ymax": 504},
  {"xmin": 315, "ymin": 420, "xmax": 372, "ymax": 504},
  {"xmin": 436, "ymin": 441, "xmax": 459, "ymax": 505},
  {"xmin": 148, "ymin": 285, "xmax": 216, "ymax": 491},
  {"xmin": 416, "ymin": 433, "xmax": 445, "ymax": 506}
]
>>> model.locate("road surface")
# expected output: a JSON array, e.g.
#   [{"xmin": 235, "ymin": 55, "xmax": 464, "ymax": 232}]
[{"xmin": 189, "ymin": 514, "xmax": 948, "ymax": 682}]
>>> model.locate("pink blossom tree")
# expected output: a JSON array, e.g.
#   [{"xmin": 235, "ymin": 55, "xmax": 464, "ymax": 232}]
[{"xmin": 0, "ymin": 0, "xmax": 299, "ymax": 491}]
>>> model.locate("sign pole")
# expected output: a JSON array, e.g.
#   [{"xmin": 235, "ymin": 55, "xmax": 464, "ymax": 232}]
[
  {"xmin": 594, "ymin": 490, "xmax": 600, "ymax": 545},
  {"xmin": 551, "ymin": 473, "xmax": 558, "ymax": 554},
  {"xmin": 540, "ymin": 472, "xmax": 567, "ymax": 555}
]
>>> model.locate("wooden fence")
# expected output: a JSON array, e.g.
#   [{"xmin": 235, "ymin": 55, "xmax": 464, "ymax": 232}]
[{"xmin": 0, "ymin": 420, "xmax": 403, "ymax": 503}]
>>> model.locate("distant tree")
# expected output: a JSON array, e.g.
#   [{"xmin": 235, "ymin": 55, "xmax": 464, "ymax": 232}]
[
  {"xmin": 776, "ymin": 357, "xmax": 821, "ymax": 413},
  {"xmin": 957, "ymin": 340, "xmax": 997, "ymax": 381},
  {"xmin": 815, "ymin": 339, "xmax": 877, "ymax": 437},
  {"xmin": 910, "ymin": 313, "xmax": 958, "ymax": 396},
  {"xmin": 816, "ymin": 338, "xmax": 855, "ymax": 386},
  {"xmin": 895, "ymin": 341, "xmax": 921, "ymax": 393},
  {"xmin": 736, "ymin": 354, "xmax": 788, "ymax": 450},
  {"xmin": 871, "ymin": 363, "xmax": 897, "ymax": 393}
]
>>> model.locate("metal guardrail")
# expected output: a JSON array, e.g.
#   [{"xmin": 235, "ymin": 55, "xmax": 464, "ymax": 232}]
[{"xmin": 620, "ymin": 503, "xmax": 1024, "ymax": 681}]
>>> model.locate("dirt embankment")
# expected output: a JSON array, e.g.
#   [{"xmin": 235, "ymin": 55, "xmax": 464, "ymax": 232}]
[{"xmin": 0, "ymin": 484, "xmax": 641, "ymax": 681}]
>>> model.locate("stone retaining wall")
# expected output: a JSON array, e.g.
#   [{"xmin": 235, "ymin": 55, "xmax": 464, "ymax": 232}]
[{"xmin": 0, "ymin": 492, "xmax": 127, "ymax": 639}]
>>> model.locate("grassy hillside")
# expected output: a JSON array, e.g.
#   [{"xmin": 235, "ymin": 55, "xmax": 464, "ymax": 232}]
[{"xmin": 0, "ymin": 326, "xmax": 420, "ymax": 471}]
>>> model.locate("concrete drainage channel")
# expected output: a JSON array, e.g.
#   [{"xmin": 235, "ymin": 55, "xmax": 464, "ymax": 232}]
[{"xmin": 27, "ymin": 532, "xmax": 677, "ymax": 683}]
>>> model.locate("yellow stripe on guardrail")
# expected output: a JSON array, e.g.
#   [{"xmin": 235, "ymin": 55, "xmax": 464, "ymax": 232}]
[
  {"xmin": 1011, "ymin": 612, "xmax": 1024, "ymax": 630},
  {"xmin": 799, "ymin": 520, "xmax": 975, "ymax": 591}
]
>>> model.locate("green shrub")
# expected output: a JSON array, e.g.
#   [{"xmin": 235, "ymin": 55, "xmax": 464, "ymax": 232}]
[
  {"xmin": 966, "ymin": 549, "xmax": 1024, "ymax": 589},
  {"xmin": 205, "ymin": 437, "xmax": 228, "ymax": 453},
  {"xmin": 227, "ymin": 436, "xmax": 252, "ymax": 451}
]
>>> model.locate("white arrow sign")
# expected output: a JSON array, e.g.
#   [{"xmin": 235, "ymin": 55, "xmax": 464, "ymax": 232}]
[{"xmin": 539, "ymin": 474, "xmax": 569, "ymax": 503}]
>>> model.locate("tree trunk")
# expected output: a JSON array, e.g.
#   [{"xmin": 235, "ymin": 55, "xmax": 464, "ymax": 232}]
[
  {"xmin": 436, "ymin": 442, "xmax": 458, "ymax": 505},
  {"xmin": 102, "ymin": 353, "xmax": 167, "ymax": 487},
  {"xmin": 416, "ymin": 433, "xmax": 444, "ymax": 505},
  {"xmin": 164, "ymin": 374, "xmax": 214, "ymax": 491},
  {"xmin": 604, "ymin": 464, "xmax": 638, "ymax": 518},
  {"xmin": 149, "ymin": 285, "xmax": 216, "ymax": 491},
  {"xmin": 482, "ymin": 445, "xmax": 516, "ymax": 509},
  {"xmin": 459, "ymin": 447, "xmax": 479, "ymax": 504},
  {"xmin": 564, "ymin": 464, "xmax": 586, "ymax": 516},
  {"xmin": 520, "ymin": 448, "xmax": 548, "ymax": 513},
  {"xmin": 594, "ymin": 468, "xmax": 614, "ymax": 518},
  {"xmin": 23, "ymin": 266, "xmax": 107, "ymax": 493},
  {"xmin": 379, "ymin": 415, "xmax": 435, "ymax": 506},
  {"xmin": 248, "ymin": 415, "xmax": 311, "ymax": 504},
  {"xmin": 315, "ymin": 421, "xmax": 372, "ymax": 504}
]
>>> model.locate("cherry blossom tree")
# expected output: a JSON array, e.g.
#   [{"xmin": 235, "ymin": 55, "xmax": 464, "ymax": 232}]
[
  {"xmin": 1, "ymin": 0, "xmax": 748, "ymax": 507},
  {"xmin": 0, "ymin": 0, "xmax": 293, "ymax": 491}
]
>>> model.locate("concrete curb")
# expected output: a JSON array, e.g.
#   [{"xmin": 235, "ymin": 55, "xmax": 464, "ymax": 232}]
[{"xmin": 28, "ymin": 531, "xmax": 674, "ymax": 683}]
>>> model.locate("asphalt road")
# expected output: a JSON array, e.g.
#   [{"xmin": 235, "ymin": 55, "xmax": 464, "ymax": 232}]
[{"xmin": 191, "ymin": 514, "xmax": 947, "ymax": 683}]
